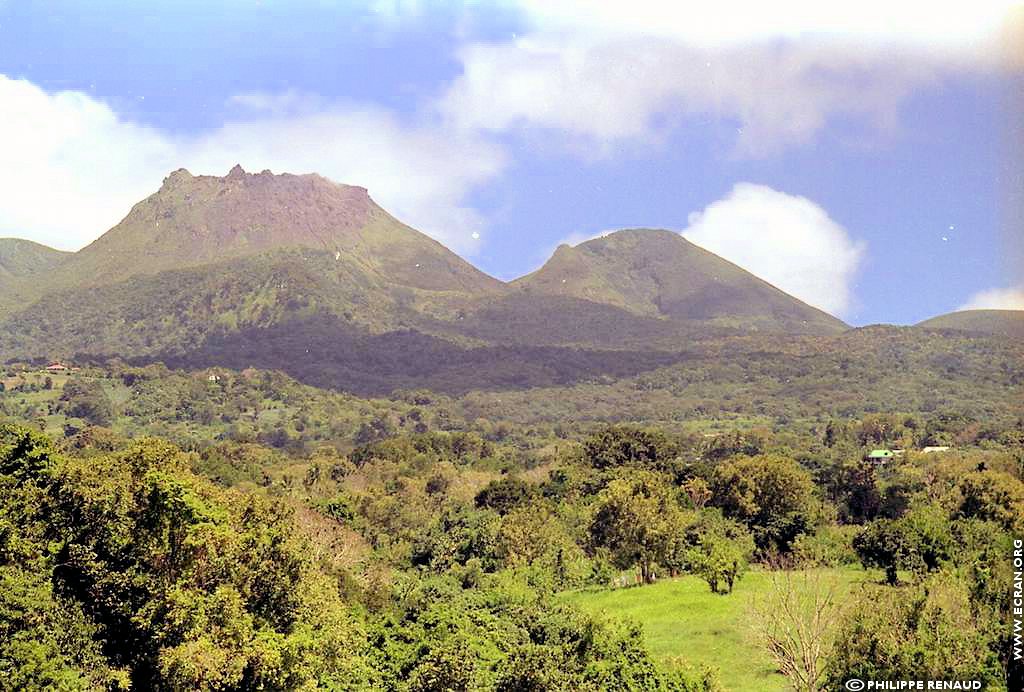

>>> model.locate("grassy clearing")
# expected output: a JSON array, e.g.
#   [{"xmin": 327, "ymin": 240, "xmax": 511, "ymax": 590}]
[{"xmin": 562, "ymin": 567, "xmax": 870, "ymax": 692}]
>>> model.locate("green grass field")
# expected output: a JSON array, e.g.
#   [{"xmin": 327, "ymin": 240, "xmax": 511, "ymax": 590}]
[{"xmin": 562, "ymin": 567, "xmax": 870, "ymax": 692}]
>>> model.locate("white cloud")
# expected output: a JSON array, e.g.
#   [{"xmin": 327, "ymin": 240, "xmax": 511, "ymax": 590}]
[
  {"xmin": 0, "ymin": 76, "xmax": 504, "ymax": 255},
  {"xmin": 440, "ymin": 1, "xmax": 1022, "ymax": 155},
  {"xmin": 513, "ymin": 1, "xmax": 1021, "ymax": 56},
  {"xmin": 957, "ymin": 285, "xmax": 1024, "ymax": 310},
  {"xmin": 0, "ymin": 76, "xmax": 178, "ymax": 251},
  {"xmin": 681, "ymin": 183, "xmax": 865, "ymax": 316}
]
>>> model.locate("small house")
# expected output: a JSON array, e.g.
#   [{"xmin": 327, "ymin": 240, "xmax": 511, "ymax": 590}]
[
  {"xmin": 921, "ymin": 446, "xmax": 951, "ymax": 454},
  {"xmin": 864, "ymin": 449, "xmax": 896, "ymax": 464},
  {"xmin": 45, "ymin": 362, "xmax": 69, "ymax": 372}
]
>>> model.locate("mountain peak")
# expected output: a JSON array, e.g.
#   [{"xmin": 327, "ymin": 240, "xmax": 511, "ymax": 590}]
[
  {"xmin": 517, "ymin": 227, "xmax": 846, "ymax": 334},
  {"xmin": 162, "ymin": 168, "xmax": 194, "ymax": 189},
  {"xmin": 128, "ymin": 165, "xmax": 378, "ymax": 257},
  {"xmin": 40, "ymin": 166, "xmax": 501, "ymax": 295}
]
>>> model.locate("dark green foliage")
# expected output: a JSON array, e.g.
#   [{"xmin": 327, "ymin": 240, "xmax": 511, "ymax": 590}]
[
  {"xmin": 59, "ymin": 378, "xmax": 113, "ymax": 427},
  {"xmin": 0, "ymin": 169, "xmax": 1022, "ymax": 691},
  {"xmin": 0, "ymin": 425, "xmax": 373, "ymax": 690},
  {"xmin": 820, "ymin": 460, "xmax": 882, "ymax": 524},
  {"xmin": 410, "ymin": 505, "xmax": 499, "ymax": 572},
  {"xmin": 475, "ymin": 477, "xmax": 538, "ymax": 515},
  {"xmin": 368, "ymin": 574, "xmax": 712, "ymax": 692},
  {"xmin": 707, "ymin": 454, "xmax": 817, "ymax": 555},
  {"xmin": 0, "ymin": 426, "xmax": 128, "ymax": 689},
  {"xmin": 0, "ymin": 565, "xmax": 128, "ymax": 690},
  {"xmin": 826, "ymin": 573, "xmax": 1006, "ymax": 689},
  {"xmin": 351, "ymin": 430, "xmax": 493, "ymax": 468},
  {"xmin": 0, "ymin": 337, "xmax": 1022, "ymax": 689},
  {"xmin": 955, "ymin": 470, "xmax": 1024, "ymax": 531},
  {"xmin": 583, "ymin": 425, "xmax": 679, "ymax": 470},
  {"xmin": 424, "ymin": 473, "xmax": 450, "ymax": 496},
  {"xmin": 700, "ymin": 429, "xmax": 768, "ymax": 461},
  {"xmin": 853, "ymin": 506, "xmax": 953, "ymax": 585}
]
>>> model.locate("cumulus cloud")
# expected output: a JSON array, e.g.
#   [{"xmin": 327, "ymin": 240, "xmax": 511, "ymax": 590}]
[
  {"xmin": 0, "ymin": 76, "xmax": 504, "ymax": 255},
  {"xmin": 0, "ymin": 76, "xmax": 177, "ymax": 251},
  {"xmin": 957, "ymin": 285, "xmax": 1024, "ymax": 310},
  {"xmin": 682, "ymin": 183, "xmax": 865, "ymax": 316},
  {"xmin": 440, "ymin": 1, "xmax": 1022, "ymax": 155}
]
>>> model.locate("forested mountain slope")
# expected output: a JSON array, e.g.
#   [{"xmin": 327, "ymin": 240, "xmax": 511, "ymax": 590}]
[{"xmin": 0, "ymin": 167, "xmax": 857, "ymax": 394}]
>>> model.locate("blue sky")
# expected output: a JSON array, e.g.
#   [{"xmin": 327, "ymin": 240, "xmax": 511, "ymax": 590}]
[{"xmin": 1, "ymin": 0, "xmax": 1022, "ymax": 324}]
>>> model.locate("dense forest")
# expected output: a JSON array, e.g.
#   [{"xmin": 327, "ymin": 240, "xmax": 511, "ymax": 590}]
[{"xmin": 2, "ymin": 353, "xmax": 1022, "ymax": 690}]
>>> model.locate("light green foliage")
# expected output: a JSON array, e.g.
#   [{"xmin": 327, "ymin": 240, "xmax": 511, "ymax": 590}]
[
  {"xmin": 365, "ymin": 573, "xmax": 705, "ymax": 691},
  {"xmin": 750, "ymin": 571, "xmax": 848, "ymax": 692},
  {"xmin": 0, "ymin": 565, "xmax": 130, "ymax": 691},
  {"xmin": 955, "ymin": 469, "xmax": 1024, "ymax": 531},
  {"xmin": 589, "ymin": 471, "xmax": 687, "ymax": 583},
  {"xmin": 686, "ymin": 537, "xmax": 748, "ymax": 594},
  {"xmin": 494, "ymin": 505, "xmax": 591, "ymax": 587},
  {"xmin": 0, "ymin": 424, "xmax": 374, "ymax": 691},
  {"xmin": 1, "ymin": 364, "xmax": 1022, "ymax": 690},
  {"xmin": 792, "ymin": 525, "xmax": 859, "ymax": 567}
]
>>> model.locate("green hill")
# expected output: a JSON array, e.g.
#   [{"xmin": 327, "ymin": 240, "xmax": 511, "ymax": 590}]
[
  {"xmin": 0, "ymin": 168, "xmax": 857, "ymax": 394},
  {"xmin": 0, "ymin": 237, "xmax": 70, "ymax": 278},
  {"xmin": 916, "ymin": 309, "xmax": 1024, "ymax": 338},
  {"xmin": 0, "ymin": 238, "xmax": 71, "ymax": 314},
  {"xmin": 512, "ymin": 230, "xmax": 847, "ymax": 335}
]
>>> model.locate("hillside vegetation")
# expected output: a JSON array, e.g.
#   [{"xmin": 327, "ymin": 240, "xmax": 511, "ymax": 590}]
[
  {"xmin": 0, "ymin": 238, "xmax": 71, "ymax": 314},
  {"xmin": 515, "ymin": 230, "xmax": 846, "ymax": 334},
  {"xmin": 917, "ymin": 309, "xmax": 1024, "ymax": 338},
  {"xmin": 2, "ymin": 398, "xmax": 1021, "ymax": 690},
  {"xmin": 564, "ymin": 568, "xmax": 869, "ymax": 691}
]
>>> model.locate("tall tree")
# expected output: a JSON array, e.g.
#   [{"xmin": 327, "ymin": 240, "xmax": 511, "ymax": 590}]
[
  {"xmin": 709, "ymin": 454, "xmax": 816, "ymax": 554},
  {"xmin": 588, "ymin": 472, "xmax": 684, "ymax": 583}
]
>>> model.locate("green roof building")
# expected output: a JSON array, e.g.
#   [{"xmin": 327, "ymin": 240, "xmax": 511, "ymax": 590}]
[{"xmin": 865, "ymin": 449, "xmax": 896, "ymax": 463}]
